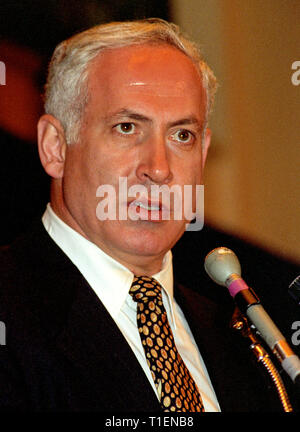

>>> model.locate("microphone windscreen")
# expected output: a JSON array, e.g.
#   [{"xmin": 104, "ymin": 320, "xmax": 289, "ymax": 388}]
[{"xmin": 204, "ymin": 247, "xmax": 241, "ymax": 287}]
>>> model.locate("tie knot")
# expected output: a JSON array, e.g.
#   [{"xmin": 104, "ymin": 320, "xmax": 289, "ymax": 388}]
[{"xmin": 130, "ymin": 276, "xmax": 162, "ymax": 303}]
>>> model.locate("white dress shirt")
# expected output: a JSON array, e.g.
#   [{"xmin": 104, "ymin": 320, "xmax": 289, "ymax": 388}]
[{"xmin": 42, "ymin": 203, "xmax": 220, "ymax": 411}]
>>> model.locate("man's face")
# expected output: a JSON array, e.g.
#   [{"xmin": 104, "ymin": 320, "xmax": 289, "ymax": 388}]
[{"xmin": 57, "ymin": 44, "xmax": 210, "ymax": 274}]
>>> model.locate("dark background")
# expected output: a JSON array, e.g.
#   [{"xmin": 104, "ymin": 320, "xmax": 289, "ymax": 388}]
[{"xmin": 0, "ymin": 0, "xmax": 170, "ymax": 57}]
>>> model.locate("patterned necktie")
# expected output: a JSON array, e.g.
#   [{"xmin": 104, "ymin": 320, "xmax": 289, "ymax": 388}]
[{"xmin": 130, "ymin": 275, "xmax": 205, "ymax": 412}]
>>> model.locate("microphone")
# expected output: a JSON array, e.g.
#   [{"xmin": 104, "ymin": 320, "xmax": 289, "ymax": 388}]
[
  {"xmin": 204, "ymin": 247, "xmax": 300, "ymax": 385},
  {"xmin": 288, "ymin": 275, "xmax": 300, "ymax": 306}
]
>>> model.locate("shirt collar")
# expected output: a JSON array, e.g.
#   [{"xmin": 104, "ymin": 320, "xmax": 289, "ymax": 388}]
[{"xmin": 42, "ymin": 204, "xmax": 176, "ymax": 327}]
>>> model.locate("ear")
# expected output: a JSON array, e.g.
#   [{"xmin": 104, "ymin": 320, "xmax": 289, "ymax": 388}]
[
  {"xmin": 201, "ymin": 127, "xmax": 211, "ymax": 171},
  {"xmin": 37, "ymin": 114, "xmax": 67, "ymax": 179}
]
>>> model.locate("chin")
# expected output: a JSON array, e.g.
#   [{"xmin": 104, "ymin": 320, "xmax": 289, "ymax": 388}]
[{"xmin": 119, "ymin": 222, "xmax": 184, "ymax": 257}]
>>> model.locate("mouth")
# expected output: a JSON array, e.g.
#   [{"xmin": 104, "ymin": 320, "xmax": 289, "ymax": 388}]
[
  {"xmin": 127, "ymin": 198, "xmax": 168, "ymax": 221},
  {"xmin": 134, "ymin": 201, "xmax": 161, "ymax": 211}
]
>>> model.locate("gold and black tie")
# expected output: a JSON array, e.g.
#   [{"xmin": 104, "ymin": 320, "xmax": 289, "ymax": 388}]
[{"xmin": 130, "ymin": 275, "xmax": 205, "ymax": 412}]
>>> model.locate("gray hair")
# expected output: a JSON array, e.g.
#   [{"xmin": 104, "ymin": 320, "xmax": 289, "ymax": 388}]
[{"xmin": 44, "ymin": 18, "xmax": 217, "ymax": 144}]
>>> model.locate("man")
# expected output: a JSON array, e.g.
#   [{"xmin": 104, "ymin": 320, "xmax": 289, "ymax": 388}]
[{"xmin": 0, "ymin": 18, "xmax": 298, "ymax": 412}]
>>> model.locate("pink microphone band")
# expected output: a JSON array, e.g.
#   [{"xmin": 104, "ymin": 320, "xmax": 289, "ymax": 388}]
[{"xmin": 227, "ymin": 278, "xmax": 249, "ymax": 297}]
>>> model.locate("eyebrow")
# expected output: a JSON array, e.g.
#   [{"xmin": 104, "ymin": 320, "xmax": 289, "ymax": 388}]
[
  {"xmin": 107, "ymin": 108, "xmax": 151, "ymax": 123},
  {"xmin": 107, "ymin": 108, "xmax": 203, "ymax": 131},
  {"xmin": 168, "ymin": 116, "xmax": 203, "ymax": 131}
]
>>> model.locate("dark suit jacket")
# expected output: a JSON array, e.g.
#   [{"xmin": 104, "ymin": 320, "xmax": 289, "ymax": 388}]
[{"xmin": 0, "ymin": 222, "xmax": 299, "ymax": 412}]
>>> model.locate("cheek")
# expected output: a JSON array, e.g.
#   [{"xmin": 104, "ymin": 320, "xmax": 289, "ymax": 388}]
[
  {"xmin": 176, "ymin": 158, "xmax": 202, "ymax": 186},
  {"xmin": 63, "ymin": 149, "xmax": 97, "ymax": 202},
  {"xmin": 90, "ymin": 142, "xmax": 136, "ymax": 182},
  {"xmin": 175, "ymin": 159, "xmax": 203, "ymax": 216},
  {"xmin": 190, "ymin": 152, "xmax": 204, "ymax": 182}
]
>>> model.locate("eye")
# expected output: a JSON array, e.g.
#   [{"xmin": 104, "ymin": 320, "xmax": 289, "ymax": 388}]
[
  {"xmin": 115, "ymin": 122, "xmax": 136, "ymax": 135},
  {"xmin": 171, "ymin": 129, "xmax": 194, "ymax": 144}
]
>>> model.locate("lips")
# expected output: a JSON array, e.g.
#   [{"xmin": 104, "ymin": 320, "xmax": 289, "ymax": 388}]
[
  {"xmin": 133, "ymin": 201, "xmax": 161, "ymax": 211},
  {"xmin": 127, "ymin": 197, "xmax": 169, "ymax": 221}
]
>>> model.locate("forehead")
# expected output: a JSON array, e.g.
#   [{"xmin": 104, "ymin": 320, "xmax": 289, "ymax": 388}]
[
  {"xmin": 90, "ymin": 44, "xmax": 203, "ymax": 91},
  {"xmin": 87, "ymin": 44, "xmax": 206, "ymax": 118}
]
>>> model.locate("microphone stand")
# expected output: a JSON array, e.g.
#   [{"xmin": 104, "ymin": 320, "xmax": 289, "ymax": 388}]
[
  {"xmin": 230, "ymin": 307, "xmax": 293, "ymax": 412},
  {"xmin": 204, "ymin": 247, "xmax": 300, "ymax": 410}
]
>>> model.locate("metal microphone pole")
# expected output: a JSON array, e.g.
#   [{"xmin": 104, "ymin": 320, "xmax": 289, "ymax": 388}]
[{"xmin": 230, "ymin": 307, "xmax": 293, "ymax": 412}]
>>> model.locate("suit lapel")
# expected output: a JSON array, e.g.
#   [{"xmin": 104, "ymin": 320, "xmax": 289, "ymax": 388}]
[
  {"xmin": 55, "ymin": 277, "xmax": 160, "ymax": 412},
  {"xmin": 14, "ymin": 221, "xmax": 160, "ymax": 412}
]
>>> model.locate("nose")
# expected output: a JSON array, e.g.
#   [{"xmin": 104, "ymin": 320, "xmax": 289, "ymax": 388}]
[{"xmin": 136, "ymin": 133, "xmax": 172, "ymax": 185}]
